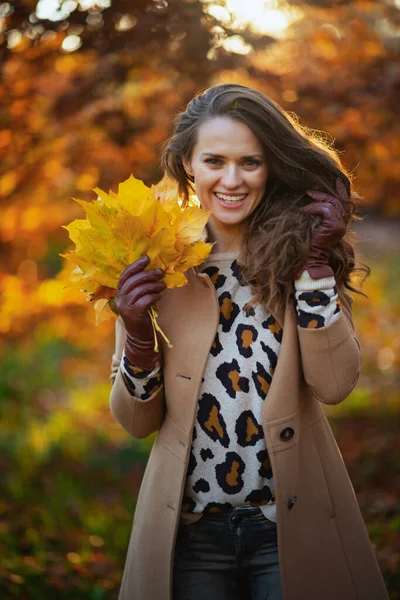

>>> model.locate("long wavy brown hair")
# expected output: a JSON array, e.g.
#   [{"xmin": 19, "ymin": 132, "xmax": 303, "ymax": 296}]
[{"xmin": 160, "ymin": 83, "xmax": 369, "ymax": 313}]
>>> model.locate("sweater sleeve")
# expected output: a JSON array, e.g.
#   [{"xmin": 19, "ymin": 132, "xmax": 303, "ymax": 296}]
[
  {"xmin": 294, "ymin": 270, "xmax": 341, "ymax": 329},
  {"xmin": 109, "ymin": 316, "xmax": 165, "ymax": 438},
  {"xmin": 295, "ymin": 277, "xmax": 361, "ymax": 405},
  {"xmin": 120, "ymin": 348, "xmax": 163, "ymax": 400}
]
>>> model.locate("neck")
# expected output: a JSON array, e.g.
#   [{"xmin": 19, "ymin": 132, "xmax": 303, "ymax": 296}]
[{"xmin": 207, "ymin": 220, "xmax": 245, "ymax": 254}]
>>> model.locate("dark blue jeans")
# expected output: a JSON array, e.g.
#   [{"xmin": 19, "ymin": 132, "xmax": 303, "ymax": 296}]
[{"xmin": 173, "ymin": 505, "xmax": 282, "ymax": 600}]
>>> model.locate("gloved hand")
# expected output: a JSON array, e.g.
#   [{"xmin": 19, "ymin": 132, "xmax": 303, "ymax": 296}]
[
  {"xmin": 297, "ymin": 178, "xmax": 351, "ymax": 279},
  {"xmin": 114, "ymin": 255, "xmax": 166, "ymax": 370}
]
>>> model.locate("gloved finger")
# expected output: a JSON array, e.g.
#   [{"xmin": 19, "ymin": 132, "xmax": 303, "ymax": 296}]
[
  {"xmin": 117, "ymin": 255, "xmax": 150, "ymax": 291},
  {"xmin": 303, "ymin": 195, "xmax": 346, "ymax": 222},
  {"xmin": 300, "ymin": 203, "xmax": 333, "ymax": 219},
  {"xmin": 335, "ymin": 181, "xmax": 352, "ymax": 223},
  {"xmin": 126, "ymin": 281, "xmax": 166, "ymax": 306},
  {"xmin": 135, "ymin": 293, "xmax": 163, "ymax": 315},
  {"xmin": 120, "ymin": 270, "xmax": 164, "ymax": 296},
  {"xmin": 335, "ymin": 178, "xmax": 350, "ymax": 202},
  {"xmin": 305, "ymin": 190, "xmax": 342, "ymax": 205},
  {"xmin": 306, "ymin": 184, "xmax": 350, "ymax": 222}
]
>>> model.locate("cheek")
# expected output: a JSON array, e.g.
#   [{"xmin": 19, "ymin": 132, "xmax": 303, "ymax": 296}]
[
  {"xmin": 194, "ymin": 167, "xmax": 218, "ymax": 187},
  {"xmin": 193, "ymin": 169, "xmax": 216, "ymax": 205},
  {"xmin": 250, "ymin": 169, "xmax": 268, "ymax": 191}
]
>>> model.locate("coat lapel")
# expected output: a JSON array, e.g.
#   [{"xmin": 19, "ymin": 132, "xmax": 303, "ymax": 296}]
[{"xmin": 156, "ymin": 266, "xmax": 220, "ymax": 430}]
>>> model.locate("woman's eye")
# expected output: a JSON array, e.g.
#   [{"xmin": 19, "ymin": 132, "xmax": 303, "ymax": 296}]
[
  {"xmin": 204, "ymin": 158, "xmax": 221, "ymax": 165},
  {"xmin": 243, "ymin": 159, "xmax": 262, "ymax": 167},
  {"xmin": 203, "ymin": 158, "xmax": 262, "ymax": 167}
]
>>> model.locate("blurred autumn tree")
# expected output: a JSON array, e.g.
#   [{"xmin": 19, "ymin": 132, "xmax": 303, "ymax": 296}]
[
  {"xmin": 0, "ymin": 0, "xmax": 399, "ymax": 597},
  {"xmin": 0, "ymin": 0, "xmax": 399, "ymax": 342}
]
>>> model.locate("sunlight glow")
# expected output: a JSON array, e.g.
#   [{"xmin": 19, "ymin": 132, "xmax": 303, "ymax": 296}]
[
  {"xmin": 222, "ymin": 35, "xmax": 252, "ymax": 55},
  {"xmin": 36, "ymin": 0, "xmax": 110, "ymax": 21},
  {"xmin": 208, "ymin": 0, "xmax": 301, "ymax": 38},
  {"xmin": 61, "ymin": 34, "xmax": 82, "ymax": 52}
]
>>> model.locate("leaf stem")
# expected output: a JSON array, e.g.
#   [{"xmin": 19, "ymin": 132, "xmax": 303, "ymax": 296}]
[
  {"xmin": 148, "ymin": 307, "xmax": 159, "ymax": 352},
  {"xmin": 148, "ymin": 305, "xmax": 173, "ymax": 350}
]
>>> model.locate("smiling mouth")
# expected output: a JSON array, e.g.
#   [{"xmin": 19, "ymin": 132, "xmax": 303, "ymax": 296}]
[{"xmin": 214, "ymin": 192, "xmax": 248, "ymax": 203}]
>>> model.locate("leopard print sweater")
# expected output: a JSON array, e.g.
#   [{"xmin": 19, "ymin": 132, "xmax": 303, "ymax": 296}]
[{"xmin": 119, "ymin": 251, "xmax": 341, "ymax": 523}]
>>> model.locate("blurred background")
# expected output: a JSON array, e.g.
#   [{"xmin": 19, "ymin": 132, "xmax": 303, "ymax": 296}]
[{"xmin": 0, "ymin": 0, "xmax": 399, "ymax": 597}]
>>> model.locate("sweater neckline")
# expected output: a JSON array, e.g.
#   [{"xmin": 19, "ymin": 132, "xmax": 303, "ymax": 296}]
[{"xmin": 204, "ymin": 250, "xmax": 241, "ymax": 262}]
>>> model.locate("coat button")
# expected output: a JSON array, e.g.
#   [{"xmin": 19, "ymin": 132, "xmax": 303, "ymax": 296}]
[
  {"xmin": 288, "ymin": 496, "xmax": 297, "ymax": 510},
  {"xmin": 280, "ymin": 427, "xmax": 294, "ymax": 441}
]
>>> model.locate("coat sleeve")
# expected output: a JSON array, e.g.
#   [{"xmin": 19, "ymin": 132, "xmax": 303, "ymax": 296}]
[
  {"xmin": 109, "ymin": 316, "xmax": 166, "ymax": 438},
  {"xmin": 297, "ymin": 282, "xmax": 361, "ymax": 405}
]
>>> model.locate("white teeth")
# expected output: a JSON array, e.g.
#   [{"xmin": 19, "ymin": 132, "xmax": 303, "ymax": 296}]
[{"xmin": 215, "ymin": 192, "xmax": 247, "ymax": 203}]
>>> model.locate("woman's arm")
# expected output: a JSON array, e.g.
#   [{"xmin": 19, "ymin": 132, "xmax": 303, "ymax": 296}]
[
  {"xmin": 294, "ymin": 178, "xmax": 361, "ymax": 404},
  {"xmin": 295, "ymin": 280, "xmax": 361, "ymax": 405},
  {"xmin": 294, "ymin": 270, "xmax": 341, "ymax": 329},
  {"xmin": 120, "ymin": 349, "xmax": 163, "ymax": 400},
  {"xmin": 109, "ymin": 316, "xmax": 166, "ymax": 438}
]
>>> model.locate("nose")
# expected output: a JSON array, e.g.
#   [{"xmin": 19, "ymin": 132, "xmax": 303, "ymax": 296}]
[{"xmin": 220, "ymin": 164, "xmax": 243, "ymax": 189}]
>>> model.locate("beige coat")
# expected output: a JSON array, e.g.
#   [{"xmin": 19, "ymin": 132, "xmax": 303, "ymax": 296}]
[{"xmin": 109, "ymin": 266, "xmax": 389, "ymax": 600}]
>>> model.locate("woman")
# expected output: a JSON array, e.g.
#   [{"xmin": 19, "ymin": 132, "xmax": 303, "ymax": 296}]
[{"xmin": 109, "ymin": 84, "xmax": 389, "ymax": 600}]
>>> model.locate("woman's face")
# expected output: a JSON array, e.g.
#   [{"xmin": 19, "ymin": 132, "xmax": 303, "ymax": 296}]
[{"xmin": 182, "ymin": 116, "xmax": 268, "ymax": 232}]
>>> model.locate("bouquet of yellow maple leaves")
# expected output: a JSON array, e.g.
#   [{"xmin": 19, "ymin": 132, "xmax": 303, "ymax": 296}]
[{"xmin": 61, "ymin": 173, "xmax": 213, "ymax": 350}]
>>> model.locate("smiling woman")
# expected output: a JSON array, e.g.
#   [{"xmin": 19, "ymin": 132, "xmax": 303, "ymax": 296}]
[{"xmin": 109, "ymin": 84, "xmax": 389, "ymax": 600}]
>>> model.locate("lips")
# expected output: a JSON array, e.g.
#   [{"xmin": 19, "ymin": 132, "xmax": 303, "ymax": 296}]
[
  {"xmin": 214, "ymin": 192, "xmax": 248, "ymax": 202},
  {"xmin": 213, "ymin": 192, "xmax": 248, "ymax": 209}
]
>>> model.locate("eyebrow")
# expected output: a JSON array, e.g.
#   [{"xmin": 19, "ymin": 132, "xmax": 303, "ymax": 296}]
[{"xmin": 200, "ymin": 152, "xmax": 265, "ymax": 159}]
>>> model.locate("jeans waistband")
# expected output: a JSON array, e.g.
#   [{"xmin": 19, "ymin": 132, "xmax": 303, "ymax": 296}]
[
  {"xmin": 204, "ymin": 505, "xmax": 271, "ymax": 520},
  {"xmin": 231, "ymin": 505, "xmax": 262, "ymax": 515}
]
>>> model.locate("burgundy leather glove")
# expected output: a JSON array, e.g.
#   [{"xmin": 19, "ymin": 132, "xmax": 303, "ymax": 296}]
[
  {"xmin": 297, "ymin": 178, "xmax": 351, "ymax": 279},
  {"xmin": 114, "ymin": 255, "xmax": 166, "ymax": 370}
]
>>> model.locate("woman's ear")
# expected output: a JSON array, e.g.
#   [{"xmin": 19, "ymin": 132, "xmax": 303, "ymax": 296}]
[{"xmin": 181, "ymin": 156, "xmax": 193, "ymax": 178}]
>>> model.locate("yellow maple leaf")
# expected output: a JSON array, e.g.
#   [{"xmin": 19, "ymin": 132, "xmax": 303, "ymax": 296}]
[
  {"xmin": 94, "ymin": 298, "xmax": 115, "ymax": 326},
  {"xmin": 151, "ymin": 172, "xmax": 181, "ymax": 210},
  {"xmin": 61, "ymin": 173, "xmax": 214, "ymax": 352}
]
